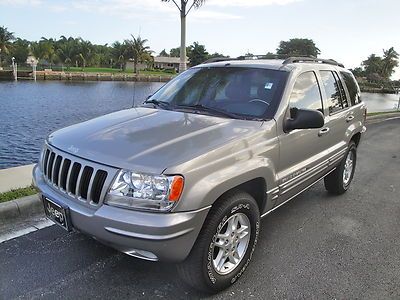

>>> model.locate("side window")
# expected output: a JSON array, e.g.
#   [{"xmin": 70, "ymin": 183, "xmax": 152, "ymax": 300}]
[
  {"xmin": 289, "ymin": 72, "xmax": 323, "ymax": 116},
  {"xmin": 320, "ymin": 70, "xmax": 345, "ymax": 114},
  {"xmin": 333, "ymin": 72, "xmax": 349, "ymax": 108},
  {"xmin": 340, "ymin": 71, "xmax": 361, "ymax": 105}
]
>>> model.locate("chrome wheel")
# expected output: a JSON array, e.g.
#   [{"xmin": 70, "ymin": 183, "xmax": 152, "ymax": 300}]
[
  {"xmin": 212, "ymin": 213, "xmax": 251, "ymax": 275},
  {"xmin": 343, "ymin": 150, "xmax": 354, "ymax": 186}
]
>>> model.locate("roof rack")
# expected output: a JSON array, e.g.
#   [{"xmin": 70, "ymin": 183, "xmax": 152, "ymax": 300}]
[
  {"xmin": 201, "ymin": 55, "xmax": 345, "ymax": 68},
  {"xmin": 201, "ymin": 57, "xmax": 232, "ymax": 64},
  {"xmin": 202, "ymin": 54, "xmax": 282, "ymax": 65},
  {"xmin": 282, "ymin": 57, "xmax": 344, "ymax": 67},
  {"xmin": 236, "ymin": 54, "xmax": 279, "ymax": 60}
]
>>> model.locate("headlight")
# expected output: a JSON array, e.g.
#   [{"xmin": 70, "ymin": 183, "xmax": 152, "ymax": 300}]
[{"xmin": 105, "ymin": 170, "xmax": 184, "ymax": 212}]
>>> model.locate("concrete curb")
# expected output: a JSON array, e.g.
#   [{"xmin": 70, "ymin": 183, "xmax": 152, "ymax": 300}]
[
  {"xmin": 366, "ymin": 112, "xmax": 400, "ymax": 124},
  {"xmin": 0, "ymin": 194, "xmax": 43, "ymax": 224},
  {"xmin": 0, "ymin": 164, "xmax": 35, "ymax": 193}
]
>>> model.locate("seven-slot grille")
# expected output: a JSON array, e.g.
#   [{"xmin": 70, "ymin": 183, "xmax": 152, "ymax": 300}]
[{"xmin": 41, "ymin": 146, "xmax": 110, "ymax": 205}]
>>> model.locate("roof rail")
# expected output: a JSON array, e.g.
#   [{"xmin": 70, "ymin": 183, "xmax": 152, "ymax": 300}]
[
  {"xmin": 283, "ymin": 57, "xmax": 344, "ymax": 67},
  {"xmin": 201, "ymin": 57, "xmax": 232, "ymax": 64},
  {"xmin": 201, "ymin": 55, "xmax": 345, "ymax": 68},
  {"xmin": 202, "ymin": 54, "xmax": 278, "ymax": 64},
  {"xmin": 236, "ymin": 54, "xmax": 278, "ymax": 60}
]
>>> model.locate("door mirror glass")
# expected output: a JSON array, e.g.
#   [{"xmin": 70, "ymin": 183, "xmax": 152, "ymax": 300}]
[{"xmin": 285, "ymin": 108, "xmax": 324, "ymax": 131}]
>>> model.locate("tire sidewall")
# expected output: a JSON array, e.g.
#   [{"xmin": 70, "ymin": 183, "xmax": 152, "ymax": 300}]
[
  {"xmin": 204, "ymin": 195, "xmax": 260, "ymax": 291},
  {"xmin": 342, "ymin": 143, "xmax": 357, "ymax": 190}
]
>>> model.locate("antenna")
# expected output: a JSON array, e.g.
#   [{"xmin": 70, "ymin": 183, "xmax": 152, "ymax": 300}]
[{"xmin": 132, "ymin": 80, "xmax": 136, "ymax": 107}]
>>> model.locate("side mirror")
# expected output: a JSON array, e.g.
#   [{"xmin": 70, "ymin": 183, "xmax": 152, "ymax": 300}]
[{"xmin": 284, "ymin": 108, "xmax": 324, "ymax": 132}]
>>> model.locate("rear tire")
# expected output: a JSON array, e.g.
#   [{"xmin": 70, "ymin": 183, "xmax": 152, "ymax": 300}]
[
  {"xmin": 324, "ymin": 141, "xmax": 357, "ymax": 195},
  {"xmin": 177, "ymin": 191, "xmax": 260, "ymax": 293}
]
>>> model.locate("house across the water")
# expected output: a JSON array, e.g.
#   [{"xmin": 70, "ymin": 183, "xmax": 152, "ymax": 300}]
[{"xmin": 126, "ymin": 56, "xmax": 188, "ymax": 72}]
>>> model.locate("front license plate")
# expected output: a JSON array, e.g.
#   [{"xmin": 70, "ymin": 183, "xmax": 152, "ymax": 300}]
[{"xmin": 43, "ymin": 197, "xmax": 71, "ymax": 231}]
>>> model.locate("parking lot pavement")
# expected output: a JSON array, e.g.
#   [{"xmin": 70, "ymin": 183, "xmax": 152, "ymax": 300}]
[{"xmin": 1, "ymin": 118, "xmax": 399, "ymax": 299}]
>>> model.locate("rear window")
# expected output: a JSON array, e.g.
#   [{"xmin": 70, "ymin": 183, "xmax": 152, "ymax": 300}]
[
  {"xmin": 148, "ymin": 67, "xmax": 288, "ymax": 119},
  {"xmin": 320, "ymin": 71, "xmax": 348, "ymax": 114},
  {"xmin": 340, "ymin": 71, "xmax": 361, "ymax": 105},
  {"xmin": 333, "ymin": 72, "xmax": 349, "ymax": 109}
]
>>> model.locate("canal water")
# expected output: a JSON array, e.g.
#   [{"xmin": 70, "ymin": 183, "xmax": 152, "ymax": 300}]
[{"xmin": 0, "ymin": 81, "xmax": 399, "ymax": 169}]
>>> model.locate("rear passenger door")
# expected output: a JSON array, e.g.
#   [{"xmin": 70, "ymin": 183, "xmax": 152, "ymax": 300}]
[{"xmin": 317, "ymin": 70, "xmax": 352, "ymax": 166}]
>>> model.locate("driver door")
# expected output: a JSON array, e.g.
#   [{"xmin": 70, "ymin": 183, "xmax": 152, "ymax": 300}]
[{"xmin": 276, "ymin": 71, "xmax": 330, "ymax": 205}]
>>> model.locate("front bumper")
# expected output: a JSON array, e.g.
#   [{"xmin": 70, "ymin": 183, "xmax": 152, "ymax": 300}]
[{"xmin": 33, "ymin": 164, "xmax": 210, "ymax": 262}]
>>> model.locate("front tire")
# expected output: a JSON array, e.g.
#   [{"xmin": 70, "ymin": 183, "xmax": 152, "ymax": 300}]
[
  {"xmin": 177, "ymin": 191, "xmax": 260, "ymax": 293},
  {"xmin": 324, "ymin": 141, "xmax": 357, "ymax": 195}
]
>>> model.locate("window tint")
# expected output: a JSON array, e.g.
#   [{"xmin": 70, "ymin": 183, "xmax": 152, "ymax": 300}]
[
  {"xmin": 320, "ymin": 71, "xmax": 345, "ymax": 114},
  {"xmin": 340, "ymin": 71, "xmax": 361, "ymax": 105},
  {"xmin": 149, "ymin": 67, "xmax": 288, "ymax": 119},
  {"xmin": 333, "ymin": 72, "xmax": 349, "ymax": 108},
  {"xmin": 289, "ymin": 71, "xmax": 323, "ymax": 114}
]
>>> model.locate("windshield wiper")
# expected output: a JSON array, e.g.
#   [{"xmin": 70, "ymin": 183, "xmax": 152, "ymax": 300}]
[
  {"xmin": 143, "ymin": 99, "xmax": 171, "ymax": 109},
  {"xmin": 174, "ymin": 104, "xmax": 241, "ymax": 119}
]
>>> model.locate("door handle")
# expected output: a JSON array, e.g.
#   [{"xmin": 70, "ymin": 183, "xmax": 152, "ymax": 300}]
[
  {"xmin": 318, "ymin": 127, "xmax": 330, "ymax": 137},
  {"xmin": 346, "ymin": 115, "xmax": 355, "ymax": 122}
]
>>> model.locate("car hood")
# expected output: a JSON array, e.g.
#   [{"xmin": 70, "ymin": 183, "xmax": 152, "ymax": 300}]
[{"xmin": 48, "ymin": 107, "xmax": 262, "ymax": 174}]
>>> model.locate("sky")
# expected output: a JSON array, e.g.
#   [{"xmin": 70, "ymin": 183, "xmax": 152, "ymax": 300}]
[{"xmin": 0, "ymin": 0, "xmax": 399, "ymax": 78}]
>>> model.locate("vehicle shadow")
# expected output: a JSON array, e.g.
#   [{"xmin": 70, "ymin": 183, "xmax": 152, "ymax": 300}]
[{"xmin": 5, "ymin": 182, "xmax": 334, "ymax": 299}]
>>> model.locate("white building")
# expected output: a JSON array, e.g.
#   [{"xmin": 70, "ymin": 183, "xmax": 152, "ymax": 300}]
[
  {"xmin": 153, "ymin": 56, "xmax": 188, "ymax": 72},
  {"xmin": 125, "ymin": 56, "xmax": 189, "ymax": 72}
]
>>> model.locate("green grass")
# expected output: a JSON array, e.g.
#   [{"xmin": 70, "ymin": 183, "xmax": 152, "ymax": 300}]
[
  {"xmin": 63, "ymin": 67, "xmax": 174, "ymax": 76},
  {"xmin": 0, "ymin": 186, "xmax": 38, "ymax": 203},
  {"xmin": 367, "ymin": 110, "xmax": 400, "ymax": 116}
]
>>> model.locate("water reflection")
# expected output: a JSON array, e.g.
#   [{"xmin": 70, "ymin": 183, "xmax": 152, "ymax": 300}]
[
  {"xmin": 361, "ymin": 92, "xmax": 399, "ymax": 112},
  {"xmin": 0, "ymin": 81, "xmax": 398, "ymax": 169},
  {"xmin": 0, "ymin": 81, "xmax": 163, "ymax": 169}
]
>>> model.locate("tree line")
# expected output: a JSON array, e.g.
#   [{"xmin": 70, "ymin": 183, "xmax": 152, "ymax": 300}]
[
  {"xmin": 351, "ymin": 47, "xmax": 399, "ymax": 82},
  {"xmin": 0, "ymin": 26, "xmax": 324, "ymax": 72},
  {"xmin": 0, "ymin": 26, "xmax": 227, "ymax": 73},
  {"xmin": 1, "ymin": 25, "xmax": 398, "ymax": 80}
]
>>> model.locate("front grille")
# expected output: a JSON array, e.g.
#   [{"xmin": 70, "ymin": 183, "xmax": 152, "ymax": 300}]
[{"xmin": 41, "ymin": 145, "xmax": 115, "ymax": 205}]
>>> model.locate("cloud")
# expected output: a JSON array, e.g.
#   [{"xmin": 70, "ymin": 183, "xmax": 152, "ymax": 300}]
[
  {"xmin": 0, "ymin": 0, "xmax": 41, "ymax": 5},
  {"xmin": 63, "ymin": 20, "xmax": 78, "ymax": 26},
  {"xmin": 69, "ymin": 0, "xmax": 175, "ymax": 20},
  {"xmin": 207, "ymin": 0, "xmax": 302, "ymax": 7},
  {"xmin": 0, "ymin": 0, "xmax": 300, "ymax": 21},
  {"xmin": 49, "ymin": 4, "xmax": 68, "ymax": 12},
  {"xmin": 191, "ymin": 10, "xmax": 242, "ymax": 21}
]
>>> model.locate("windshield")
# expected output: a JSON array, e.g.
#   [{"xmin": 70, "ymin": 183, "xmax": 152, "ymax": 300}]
[{"xmin": 145, "ymin": 67, "xmax": 288, "ymax": 119}]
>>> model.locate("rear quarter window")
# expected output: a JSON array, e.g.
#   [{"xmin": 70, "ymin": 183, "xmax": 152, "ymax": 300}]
[{"xmin": 340, "ymin": 71, "xmax": 361, "ymax": 105}]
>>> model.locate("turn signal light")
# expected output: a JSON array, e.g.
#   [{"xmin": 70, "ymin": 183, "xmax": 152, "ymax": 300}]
[{"xmin": 169, "ymin": 176, "xmax": 184, "ymax": 201}]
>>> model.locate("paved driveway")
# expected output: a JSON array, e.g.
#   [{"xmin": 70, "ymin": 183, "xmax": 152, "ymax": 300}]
[{"xmin": 1, "ymin": 118, "xmax": 399, "ymax": 299}]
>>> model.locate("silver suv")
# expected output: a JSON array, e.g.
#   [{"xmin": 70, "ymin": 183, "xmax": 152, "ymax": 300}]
[{"xmin": 33, "ymin": 57, "xmax": 366, "ymax": 293}]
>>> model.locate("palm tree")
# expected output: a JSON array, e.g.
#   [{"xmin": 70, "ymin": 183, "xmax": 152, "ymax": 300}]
[
  {"xmin": 161, "ymin": 0, "xmax": 206, "ymax": 72},
  {"xmin": 77, "ymin": 39, "xmax": 94, "ymax": 69},
  {"xmin": 0, "ymin": 26, "xmax": 15, "ymax": 67},
  {"xmin": 39, "ymin": 37, "xmax": 58, "ymax": 67},
  {"xmin": 112, "ymin": 41, "xmax": 129, "ymax": 70},
  {"xmin": 126, "ymin": 35, "xmax": 151, "ymax": 74},
  {"xmin": 57, "ymin": 38, "xmax": 77, "ymax": 70},
  {"xmin": 381, "ymin": 47, "xmax": 399, "ymax": 79}
]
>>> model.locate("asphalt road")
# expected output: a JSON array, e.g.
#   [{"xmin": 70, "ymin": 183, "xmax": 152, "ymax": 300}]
[{"xmin": 1, "ymin": 118, "xmax": 399, "ymax": 300}]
